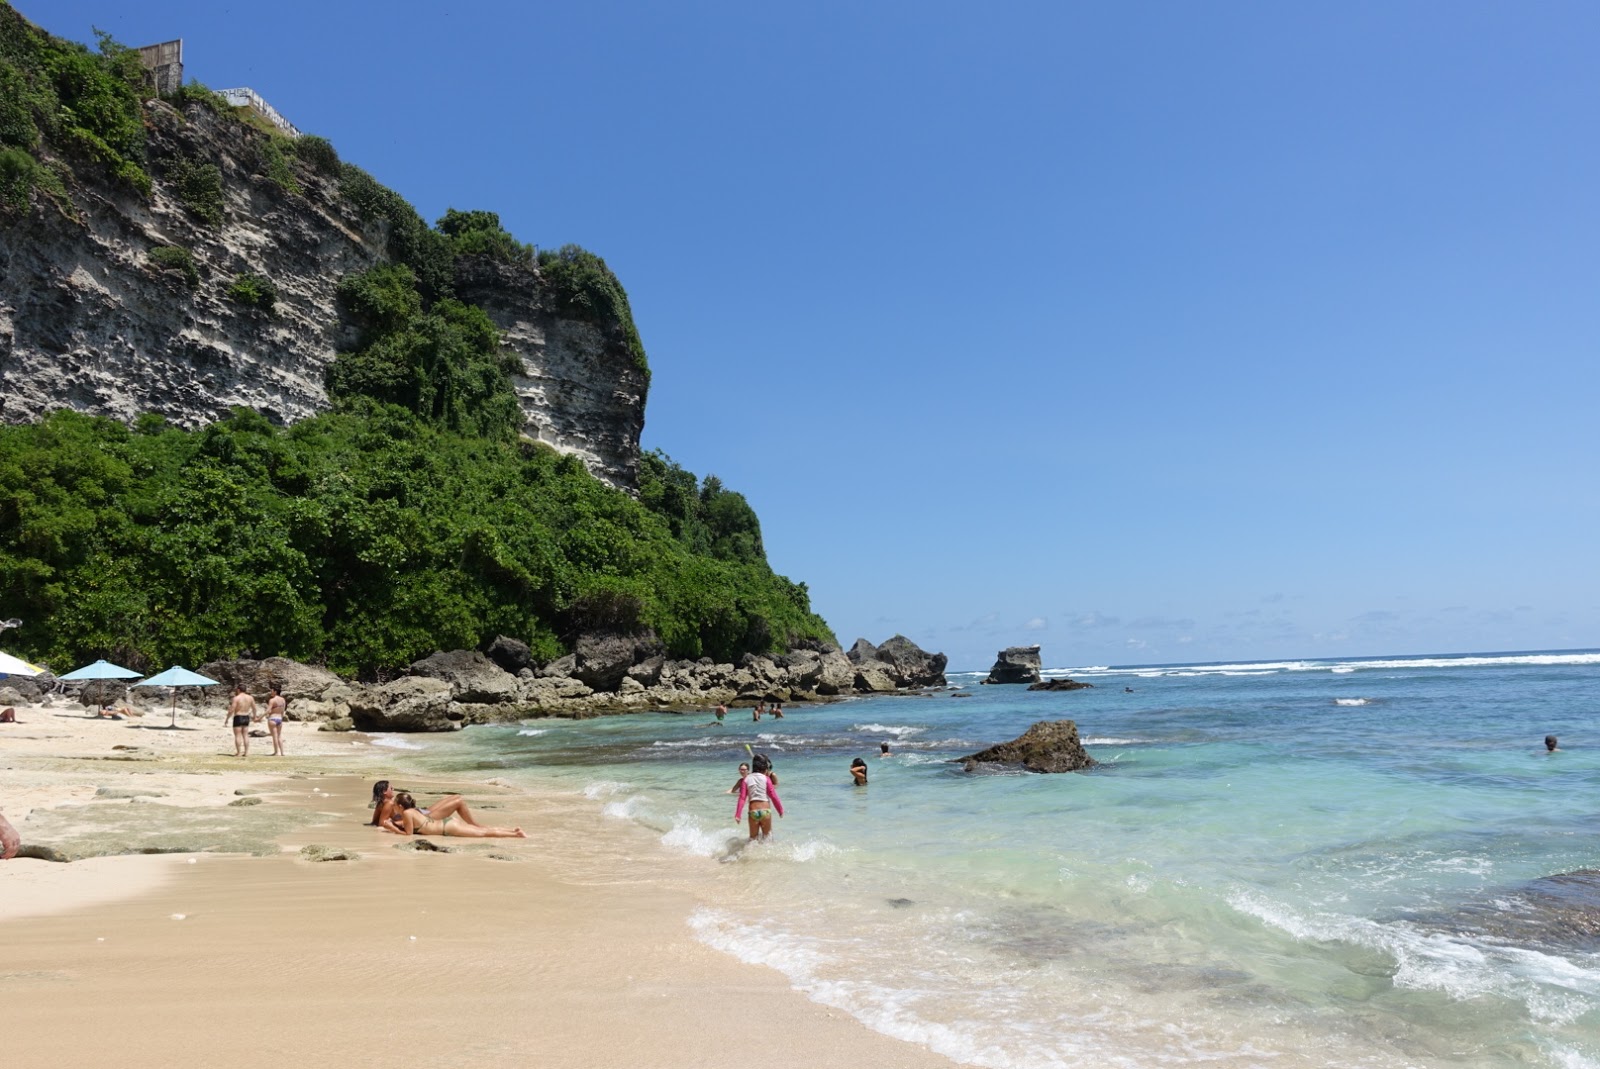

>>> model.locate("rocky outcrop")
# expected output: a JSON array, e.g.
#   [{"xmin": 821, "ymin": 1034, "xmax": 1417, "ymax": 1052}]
[
  {"xmin": 347, "ymin": 676, "xmax": 458, "ymax": 732},
  {"xmin": 0, "ymin": 93, "xmax": 644, "ymax": 489},
  {"xmin": 199, "ymin": 656, "xmax": 345, "ymax": 704},
  {"xmin": 983, "ymin": 645, "xmax": 1042, "ymax": 685},
  {"xmin": 483, "ymin": 635, "xmax": 534, "ymax": 675},
  {"xmin": 873, "ymin": 635, "xmax": 948, "ymax": 688},
  {"xmin": 1028, "ymin": 678, "xmax": 1093, "ymax": 692},
  {"xmin": 960, "ymin": 720, "xmax": 1097, "ymax": 773},
  {"xmin": 407, "ymin": 650, "xmax": 519, "ymax": 704}
]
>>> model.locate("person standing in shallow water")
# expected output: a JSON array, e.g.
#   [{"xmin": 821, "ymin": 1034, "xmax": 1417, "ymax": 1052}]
[
  {"xmin": 734, "ymin": 753, "xmax": 783, "ymax": 840},
  {"xmin": 850, "ymin": 758, "xmax": 868, "ymax": 786},
  {"xmin": 226, "ymin": 685, "xmax": 257, "ymax": 757}
]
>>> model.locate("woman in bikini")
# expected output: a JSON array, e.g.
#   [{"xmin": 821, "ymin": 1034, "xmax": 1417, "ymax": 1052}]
[
  {"xmin": 265, "ymin": 686, "xmax": 287, "ymax": 756},
  {"xmin": 394, "ymin": 792, "xmax": 526, "ymax": 838},
  {"xmin": 368, "ymin": 781, "xmax": 488, "ymax": 833}
]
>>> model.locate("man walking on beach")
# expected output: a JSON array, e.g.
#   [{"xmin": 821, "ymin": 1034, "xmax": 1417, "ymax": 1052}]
[{"xmin": 227, "ymin": 685, "xmax": 257, "ymax": 757}]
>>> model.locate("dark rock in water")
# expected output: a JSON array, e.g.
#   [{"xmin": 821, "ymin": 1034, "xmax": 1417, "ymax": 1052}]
[
  {"xmin": 16, "ymin": 844, "xmax": 68, "ymax": 862},
  {"xmin": 1419, "ymin": 869, "xmax": 1600, "ymax": 952},
  {"xmin": 1028, "ymin": 678, "xmax": 1094, "ymax": 691},
  {"xmin": 960, "ymin": 719, "xmax": 1097, "ymax": 773},
  {"xmin": 886, "ymin": 897, "xmax": 915, "ymax": 909},
  {"xmin": 484, "ymin": 635, "xmax": 534, "ymax": 674},
  {"xmin": 873, "ymin": 635, "xmax": 949, "ymax": 688},
  {"xmin": 227, "ymin": 796, "xmax": 263, "ymax": 807},
  {"xmin": 951, "ymin": 692, "xmax": 972, "ymax": 698},
  {"xmin": 299, "ymin": 844, "xmax": 358, "ymax": 862},
  {"xmin": 983, "ymin": 646, "xmax": 1042, "ymax": 685}
]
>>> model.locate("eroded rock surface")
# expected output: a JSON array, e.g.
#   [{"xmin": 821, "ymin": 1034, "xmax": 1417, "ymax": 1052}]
[{"xmin": 961, "ymin": 719, "xmax": 1097, "ymax": 773}]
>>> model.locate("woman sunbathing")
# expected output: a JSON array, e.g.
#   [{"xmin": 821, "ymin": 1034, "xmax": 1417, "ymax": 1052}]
[
  {"xmin": 394, "ymin": 792, "xmax": 526, "ymax": 838},
  {"xmin": 369, "ymin": 780, "xmax": 487, "ymax": 834}
]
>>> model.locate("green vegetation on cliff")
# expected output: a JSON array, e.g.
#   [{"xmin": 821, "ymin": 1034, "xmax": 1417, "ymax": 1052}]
[{"xmin": 0, "ymin": 408, "xmax": 831, "ymax": 677}]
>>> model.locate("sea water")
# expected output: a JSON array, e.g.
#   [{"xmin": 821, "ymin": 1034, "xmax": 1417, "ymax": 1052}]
[{"xmin": 412, "ymin": 650, "xmax": 1600, "ymax": 1068}]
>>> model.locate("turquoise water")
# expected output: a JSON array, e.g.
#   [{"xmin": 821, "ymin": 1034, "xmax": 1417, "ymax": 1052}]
[{"xmin": 393, "ymin": 650, "xmax": 1600, "ymax": 1068}]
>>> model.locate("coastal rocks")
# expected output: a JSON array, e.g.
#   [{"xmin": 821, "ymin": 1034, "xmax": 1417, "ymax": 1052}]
[
  {"xmin": 1028, "ymin": 678, "xmax": 1094, "ymax": 692},
  {"xmin": 484, "ymin": 635, "xmax": 535, "ymax": 675},
  {"xmin": 815, "ymin": 649, "xmax": 858, "ymax": 696},
  {"xmin": 853, "ymin": 660, "xmax": 899, "ymax": 693},
  {"xmin": 873, "ymin": 635, "xmax": 949, "ymax": 689},
  {"xmin": 960, "ymin": 720, "xmax": 1097, "ymax": 773},
  {"xmin": 571, "ymin": 631, "xmax": 663, "ymax": 692},
  {"xmin": 983, "ymin": 646, "xmax": 1043, "ymax": 685},
  {"xmin": 347, "ymin": 677, "xmax": 458, "ymax": 732},
  {"xmin": 1410, "ymin": 869, "xmax": 1600, "ymax": 952},
  {"xmin": 199, "ymin": 657, "xmax": 346, "ymax": 707},
  {"xmin": 408, "ymin": 650, "xmax": 520, "ymax": 704}
]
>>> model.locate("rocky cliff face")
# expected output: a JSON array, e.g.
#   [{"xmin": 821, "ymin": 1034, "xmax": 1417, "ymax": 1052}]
[{"xmin": 0, "ymin": 95, "xmax": 643, "ymax": 488}]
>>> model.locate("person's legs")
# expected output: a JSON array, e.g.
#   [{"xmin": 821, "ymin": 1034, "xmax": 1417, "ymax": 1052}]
[
  {"xmin": 232, "ymin": 722, "xmax": 246, "ymax": 756},
  {"xmin": 747, "ymin": 812, "xmax": 762, "ymax": 841},
  {"xmin": 758, "ymin": 811, "xmax": 774, "ymax": 840},
  {"xmin": 426, "ymin": 796, "xmax": 483, "ymax": 825},
  {"xmin": 442, "ymin": 819, "xmax": 526, "ymax": 839}
]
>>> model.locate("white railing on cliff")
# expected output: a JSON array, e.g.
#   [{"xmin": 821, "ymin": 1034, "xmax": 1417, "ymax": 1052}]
[{"xmin": 217, "ymin": 87, "xmax": 301, "ymax": 138}]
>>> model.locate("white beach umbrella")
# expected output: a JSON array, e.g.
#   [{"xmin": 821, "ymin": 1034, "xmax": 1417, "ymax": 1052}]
[
  {"xmin": 133, "ymin": 666, "xmax": 221, "ymax": 727},
  {"xmin": 0, "ymin": 649, "xmax": 45, "ymax": 676}
]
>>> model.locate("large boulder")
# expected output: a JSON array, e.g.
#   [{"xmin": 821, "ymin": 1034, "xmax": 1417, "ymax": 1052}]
[
  {"xmin": 846, "ymin": 638, "xmax": 879, "ymax": 665},
  {"xmin": 408, "ymin": 650, "xmax": 519, "ymax": 704},
  {"xmin": 815, "ymin": 650, "xmax": 857, "ymax": 695},
  {"xmin": 983, "ymin": 645, "xmax": 1042, "ymax": 685},
  {"xmin": 873, "ymin": 635, "xmax": 948, "ymax": 688},
  {"xmin": 483, "ymin": 635, "xmax": 535, "ymax": 675},
  {"xmin": 199, "ymin": 657, "xmax": 346, "ymax": 702},
  {"xmin": 853, "ymin": 660, "xmax": 898, "ymax": 693},
  {"xmin": 571, "ymin": 632, "xmax": 662, "ymax": 692},
  {"xmin": 348, "ymin": 676, "xmax": 457, "ymax": 732},
  {"xmin": 961, "ymin": 719, "xmax": 1097, "ymax": 773}
]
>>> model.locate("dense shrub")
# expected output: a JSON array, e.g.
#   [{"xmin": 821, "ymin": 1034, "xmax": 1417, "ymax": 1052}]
[
  {"xmin": 259, "ymin": 135, "xmax": 300, "ymax": 194},
  {"xmin": 226, "ymin": 272, "xmax": 277, "ymax": 311},
  {"xmin": 339, "ymin": 164, "xmax": 453, "ymax": 300},
  {"xmin": 0, "ymin": 144, "xmax": 39, "ymax": 211},
  {"xmin": 165, "ymin": 79, "xmax": 230, "ymax": 115},
  {"xmin": 0, "ymin": 408, "xmax": 834, "ymax": 675},
  {"xmin": 292, "ymin": 134, "xmax": 339, "ymax": 177},
  {"xmin": 437, "ymin": 208, "xmax": 534, "ymax": 265},
  {"xmin": 148, "ymin": 244, "xmax": 198, "ymax": 287},
  {"xmin": 166, "ymin": 155, "xmax": 224, "ymax": 224},
  {"xmin": 329, "ymin": 264, "xmax": 520, "ymax": 439}
]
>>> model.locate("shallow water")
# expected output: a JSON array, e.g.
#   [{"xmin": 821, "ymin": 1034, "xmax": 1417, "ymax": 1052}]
[{"xmin": 402, "ymin": 649, "xmax": 1600, "ymax": 1068}]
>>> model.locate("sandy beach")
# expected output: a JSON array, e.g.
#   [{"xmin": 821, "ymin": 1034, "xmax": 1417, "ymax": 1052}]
[{"xmin": 1, "ymin": 705, "xmax": 958, "ymax": 1069}]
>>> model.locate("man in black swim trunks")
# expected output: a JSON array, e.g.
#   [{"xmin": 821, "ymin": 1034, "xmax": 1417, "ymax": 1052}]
[{"xmin": 226, "ymin": 685, "xmax": 258, "ymax": 757}]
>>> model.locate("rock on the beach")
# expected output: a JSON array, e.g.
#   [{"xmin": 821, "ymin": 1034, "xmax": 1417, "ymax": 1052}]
[
  {"xmin": 228, "ymin": 796, "xmax": 263, "ymax": 807},
  {"xmin": 1028, "ymin": 678, "xmax": 1094, "ymax": 691},
  {"xmin": 318, "ymin": 717, "xmax": 355, "ymax": 732},
  {"xmin": 408, "ymin": 649, "xmax": 520, "ymax": 704},
  {"xmin": 961, "ymin": 719, "xmax": 1098, "ymax": 773},
  {"xmin": 484, "ymin": 635, "xmax": 535, "ymax": 674},
  {"xmin": 815, "ymin": 649, "xmax": 857, "ymax": 696},
  {"xmin": 983, "ymin": 645, "xmax": 1043, "ymax": 685},
  {"xmin": 853, "ymin": 660, "xmax": 898, "ymax": 693},
  {"xmin": 846, "ymin": 638, "xmax": 879, "ymax": 665},
  {"xmin": 571, "ymin": 631, "xmax": 663, "ymax": 692},
  {"xmin": 348, "ymin": 676, "xmax": 458, "ymax": 732},
  {"xmin": 396, "ymin": 838, "xmax": 450, "ymax": 853},
  {"xmin": 299, "ymin": 844, "xmax": 359, "ymax": 862},
  {"xmin": 199, "ymin": 657, "xmax": 346, "ymax": 707}
]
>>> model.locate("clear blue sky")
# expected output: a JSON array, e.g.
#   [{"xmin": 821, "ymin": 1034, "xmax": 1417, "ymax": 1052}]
[{"xmin": 29, "ymin": 2, "xmax": 1600, "ymax": 670}]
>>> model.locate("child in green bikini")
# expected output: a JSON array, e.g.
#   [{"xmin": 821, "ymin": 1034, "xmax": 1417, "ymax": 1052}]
[{"xmin": 733, "ymin": 754, "xmax": 783, "ymax": 841}]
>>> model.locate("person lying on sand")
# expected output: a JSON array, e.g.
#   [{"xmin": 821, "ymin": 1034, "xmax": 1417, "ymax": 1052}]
[
  {"xmin": 394, "ymin": 792, "xmax": 526, "ymax": 838},
  {"xmin": 94, "ymin": 703, "xmax": 142, "ymax": 719},
  {"xmin": 369, "ymin": 780, "xmax": 488, "ymax": 834},
  {"xmin": 0, "ymin": 809, "xmax": 19, "ymax": 860}
]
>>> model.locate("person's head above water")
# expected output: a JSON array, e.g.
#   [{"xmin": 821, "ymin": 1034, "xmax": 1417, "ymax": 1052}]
[
  {"xmin": 850, "ymin": 758, "xmax": 867, "ymax": 770},
  {"xmin": 751, "ymin": 753, "xmax": 772, "ymax": 774},
  {"xmin": 880, "ymin": 742, "xmax": 891, "ymax": 754},
  {"xmin": 738, "ymin": 762, "xmax": 750, "ymax": 776},
  {"xmin": 1545, "ymin": 735, "xmax": 1559, "ymax": 752}
]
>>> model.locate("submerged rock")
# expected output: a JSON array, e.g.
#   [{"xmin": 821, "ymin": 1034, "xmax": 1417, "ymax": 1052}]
[
  {"xmin": 299, "ymin": 844, "xmax": 359, "ymax": 862},
  {"xmin": 983, "ymin": 646, "xmax": 1042, "ymax": 685},
  {"xmin": 1027, "ymin": 678, "xmax": 1093, "ymax": 692},
  {"xmin": 960, "ymin": 719, "xmax": 1097, "ymax": 773}
]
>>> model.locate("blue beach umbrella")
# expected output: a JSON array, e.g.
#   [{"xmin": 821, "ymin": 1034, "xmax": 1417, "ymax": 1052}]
[
  {"xmin": 134, "ymin": 666, "xmax": 221, "ymax": 727},
  {"xmin": 59, "ymin": 659, "xmax": 142, "ymax": 710}
]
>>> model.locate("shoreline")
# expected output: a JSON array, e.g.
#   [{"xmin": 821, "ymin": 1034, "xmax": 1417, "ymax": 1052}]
[{"xmin": 0, "ymin": 704, "xmax": 959, "ymax": 1069}]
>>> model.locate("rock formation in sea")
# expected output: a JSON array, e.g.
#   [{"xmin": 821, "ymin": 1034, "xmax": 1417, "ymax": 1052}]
[
  {"xmin": 982, "ymin": 645, "xmax": 1043, "ymax": 684},
  {"xmin": 960, "ymin": 720, "xmax": 1097, "ymax": 773},
  {"xmin": 1027, "ymin": 678, "xmax": 1093, "ymax": 691}
]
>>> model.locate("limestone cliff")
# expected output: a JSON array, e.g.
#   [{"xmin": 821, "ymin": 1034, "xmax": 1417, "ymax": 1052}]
[{"xmin": 0, "ymin": 87, "xmax": 644, "ymax": 488}]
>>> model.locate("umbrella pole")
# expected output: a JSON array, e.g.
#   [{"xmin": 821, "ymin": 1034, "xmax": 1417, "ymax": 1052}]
[{"xmin": 170, "ymin": 688, "xmax": 177, "ymax": 728}]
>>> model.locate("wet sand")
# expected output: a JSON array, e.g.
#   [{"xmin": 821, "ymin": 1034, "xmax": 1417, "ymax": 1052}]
[{"xmin": 1, "ymin": 706, "xmax": 958, "ymax": 1069}]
